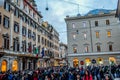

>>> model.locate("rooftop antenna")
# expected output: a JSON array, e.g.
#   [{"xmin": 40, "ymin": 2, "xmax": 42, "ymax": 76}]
[{"xmin": 45, "ymin": 0, "xmax": 49, "ymax": 10}]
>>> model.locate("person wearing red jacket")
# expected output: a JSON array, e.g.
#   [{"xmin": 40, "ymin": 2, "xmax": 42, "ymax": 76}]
[{"xmin": 83, "ymin": 69, "xmax": 93, "ymax": 80}]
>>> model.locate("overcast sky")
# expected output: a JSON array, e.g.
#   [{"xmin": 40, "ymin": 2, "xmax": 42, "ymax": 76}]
[{"xmin": 35, "ymin": 0, "xmax": 118, "ymax": 44}]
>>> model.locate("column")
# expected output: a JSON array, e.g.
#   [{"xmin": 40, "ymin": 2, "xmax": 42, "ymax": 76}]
[
  {"xmin": 10, "ymin": 5, "xmax": 15, "ymax": 50},
  {"xmin": 19, "ymin": 58, "xmax": 23, "ymax": 71},
  {"xmin": 26, "ymin": 21, "xmax": 28, "ymax": 53},
  {"xmin": 19, "ymin": 12, "xmax": 23, "ymax": 52}
]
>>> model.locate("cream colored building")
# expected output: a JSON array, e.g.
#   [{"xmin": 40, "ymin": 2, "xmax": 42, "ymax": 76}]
[
  {"xmin": 65, "ymin": 9, "xmax": 120, "ymax": 67},
  {"xmin": 59, "ymin": 42, "xmax": 68, "ymax": 66},
  {"xmin": 0, "ymin": 0, "xmax": 59, "ymax": 72}
]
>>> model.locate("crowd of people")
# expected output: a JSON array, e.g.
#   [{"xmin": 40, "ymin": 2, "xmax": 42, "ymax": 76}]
[{"xmin": 0, "ymin": 64, "xmax": 120, "ymax": 80}]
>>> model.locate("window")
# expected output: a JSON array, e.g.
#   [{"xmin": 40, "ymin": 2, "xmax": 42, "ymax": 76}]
[
  {"xmin": 72, "ymin": 23, "xmax": 75, "ymax": 28},
  {"xmin": 73, "ymin": 34, "xmax": 76, "ymax": 40},
  {"xmin": 107, "ymin": 31, "xmax": 111, "ymax": 37},
  {"xmin": 14, "ymin": 8, "xmax": 19, "ymax": 18},
  {"xmin": 28, "ymin": 42, "xmax": 32, "ymax": 52},
  {"xmin": 84, "ymin": 33, "xmax": 87, "ymax": 40},
  {"xmin": 73, "ymin": 47, "xmax": 77, "ymax": 53},
  {"xmin": 14, "ymin": 0, "xmax": 18, "ymax": 4},
  {"xmin": 96, "ymin": 32, "xmax": 99, "ymax": 38},
  {"xmin": 4, "ymin": 1, "xmax": 10, "ymax": 12},
  {"xmin": 3, "ymin": 16, "xmax": 9, "ymax": 28},
  {"xmin": 95, "ymin": 21, "xmax": 98, "ymax": 26},
  {"xmin": 13, "ymin": 39, "xmax": 19, "ymax": 51},
  {"xmin": 109, "ymin": 44, "xmax": 113, "ymax": 51},
  {"xmin": 38, "ymin": 35, "xmax": 40, "ymax": 43},
  {"xmin": 22, "ymin": 41, "xmax": 26, "ymax": 52},
  {"xmin": 28, "ymin": 30, "xmax": 31, "ymax": 38},
  {"xmin": 41, "ymin": 37, "xmax": 44, "ymax": 45},
  {"xmin": 14, "ymin": 22, "xmax": 19, "ymax": 33},
  {"xmin": 83, "ymin": 22, "xmax": 86, "ymax": 27},
  {"xmin": 32, "ymin": 32, "xmax": 36, "ymax": 41},
  {"xmin": 97, "ymin": 45, "xmax": 101, "ymax": 52},
  {"xmin": 4, "ymin": 37, "xmax": 9, "ymax": 49},
  {"xmin": 85, "ymin": 46, "xmax": 89, "ymax": 53},
  {"xmin": 106, "ymin": 20, "xmax": 110, "ymax": 25},
  {"xmin": 22, "ymin": 27, "xmax": 26, "ymax": 36}
]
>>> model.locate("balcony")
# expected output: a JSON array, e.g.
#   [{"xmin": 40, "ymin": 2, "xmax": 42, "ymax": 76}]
[{"xmin": 0, "ymin": 49, "xmax": 40, "ymax": 58}]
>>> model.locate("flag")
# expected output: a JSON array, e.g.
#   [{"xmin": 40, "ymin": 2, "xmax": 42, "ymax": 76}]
[
  {"xmin": 116, "ymin": 0, "xmax": 120, "ymax": 20},
  {"xmin": 34, "ymin": 47, "xmax": 38, "ymax": 54},
  {"xmin": 28, "ymin": 46, "xmax": 32, "ymax": 52},
  {"xmin": 41, "ymin": 47, "xmax": 44, "ymax": 57}
]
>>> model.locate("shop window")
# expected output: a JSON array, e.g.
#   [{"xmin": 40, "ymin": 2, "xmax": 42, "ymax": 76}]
[
  {"xmin": 1, "ymin": 60, "xmax": 7, "ymax": 72},
  {"xmin": 109, "ymin": 57, "xmax": 116, "ymax": 65},
  {"xmin": 85, "ymin": 58, "xmax": 91, "ymax": 66},
  {"xmin": 73, "ymin": 58, "xmax": 79, "ymax": 67},
  {"xmin": 97, "ymin": 58, "xmax": 103, "ymax": 64},
  {"xmin": 12, "ymin": 60, "xmax": 18, "ymax": 71}
]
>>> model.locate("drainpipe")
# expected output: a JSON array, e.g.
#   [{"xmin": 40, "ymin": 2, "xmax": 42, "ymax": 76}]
[{"xmin": 89, "ymin": 20, "xmax": 93, "ymax": 52}]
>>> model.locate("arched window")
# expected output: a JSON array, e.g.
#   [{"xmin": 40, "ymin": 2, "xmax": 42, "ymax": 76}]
[
  {"xmin": 85, "ymin": 58, "xmax": 91, "ymax": 66},
  {"xmin": 12, "ymin": 60, "xmax": 18, "ymax": 71},
  {"xmin": 73, "ymin": 58, "xmax": 79, "ymax": 67},
  {"xmin": 97, "ymin": 57, "xmax": 103, "ymax": 64},
  {"xmin": 1, "ymin": 60, "xmax": 7, "ymax": 72},
  {"xmin": 109, "ymin": 57, "xmax": 116, "ymax": 65}
]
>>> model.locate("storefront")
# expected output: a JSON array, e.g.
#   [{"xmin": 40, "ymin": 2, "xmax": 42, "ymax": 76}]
[
  {"xmin": 73, "ymin": 58, "xmax": 79, "ymax": 67},
  {"xmin": 1, "ymin": 60, "xmax": 7, "ymax": 72},
  {"xmin": 12, "ymin": 60, "xmax": 18, "ymax": 71},
  {"xmin": 85, "ymin": 58, "xmax": 91, "ymax": 66}
]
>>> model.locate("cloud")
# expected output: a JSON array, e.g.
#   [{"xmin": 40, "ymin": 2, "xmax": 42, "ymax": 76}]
[{"xmin": 35, "ymin": 0, "xmax": 118, "ymax": 44}]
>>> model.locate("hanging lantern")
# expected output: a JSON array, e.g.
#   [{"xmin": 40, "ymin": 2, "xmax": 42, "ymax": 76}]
[{"xmin": 46, "ymin": 7, "xmax": 49, "ymax": 10}]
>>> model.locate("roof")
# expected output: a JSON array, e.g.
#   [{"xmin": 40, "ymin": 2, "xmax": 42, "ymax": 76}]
[
  {"xmin": 65, "ymin": 9, "xmax": 116, "ymax": 20},
  {"xmin": 86, "ymin": 9, "xmax": 112, "ymax": 15}
]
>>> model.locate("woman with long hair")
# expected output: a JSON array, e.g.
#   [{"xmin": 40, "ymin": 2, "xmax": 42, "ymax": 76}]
[{"xmin": 82, "ymin": 69, "xmax": 93, "ymax": 80}]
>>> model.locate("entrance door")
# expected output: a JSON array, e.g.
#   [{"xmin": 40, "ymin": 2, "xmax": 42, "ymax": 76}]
[
  {"xmin": 12, "ymin": 60, "xmax": 18, "ymax": 72},
  {"xmin": 73, "ymin": 58, "xmax": 79, "ymax": 67},
  {"xmin": 1, "ymin": 60, "xmax": 7, "ymax": 72}
]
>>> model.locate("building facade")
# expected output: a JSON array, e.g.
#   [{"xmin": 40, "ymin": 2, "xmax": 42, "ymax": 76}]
[
  {"xmin": 0, "ymin": 0, "xmax": 59, "ymax": 72},
  {"xmin": 59, "ymin": 42, "xmax": 68, "ymax": 66},
  {"xmin": 65, "ymin": 9, "xmax": 120, "ymax": 67}
]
